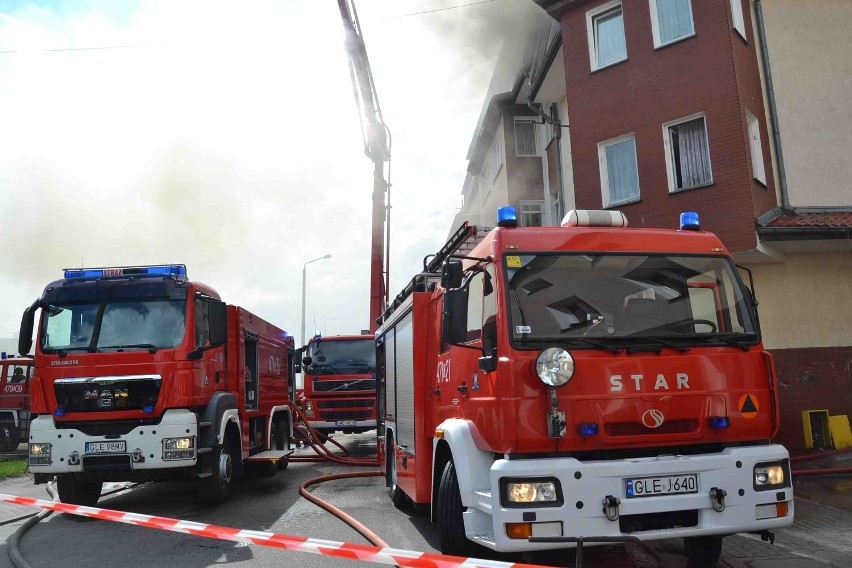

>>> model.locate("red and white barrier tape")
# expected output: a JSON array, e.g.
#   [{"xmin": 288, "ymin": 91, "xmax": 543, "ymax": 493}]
[{"xmin": 0, "ymin": 493, "xmax": 549, "ymax": 568}]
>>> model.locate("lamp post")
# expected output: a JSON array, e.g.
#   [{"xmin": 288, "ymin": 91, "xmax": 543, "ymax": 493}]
[{"xmin": 301, "ymin": 254, "xmax": 331, "ymax": 349}]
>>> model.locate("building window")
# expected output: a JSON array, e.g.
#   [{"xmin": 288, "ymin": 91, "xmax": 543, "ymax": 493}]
[
  {"xmin": 598, "ymin": 134, "xmax": 640, "ymax": 207},
  {"xmin": 650, "ymin": 0, "xmax": 695, "ymax": 47},
  {"xmin": 488, "ymin": 135, "xmax": 504, "ymax": 182},
  {"xmin": 746, "ymin": 110, "xmax": 766, "ymax": 185},
  {"xmin": 520, "ymin": 200, "xmax": 544, "ymax": 227},
  {"xmin": 514, "ymin": 118, "xmax": 539, "ymax": 157},
  {"xmin": 730, "ymin": 0, "xmax": 747, "ymax": 40},
  {"xmin": 586, "ymin": 1, "xmax": 627, "ymax": 71},
  {"xmin": 663, "ymin": 114, "xmax": 713, "ymax": 191}
]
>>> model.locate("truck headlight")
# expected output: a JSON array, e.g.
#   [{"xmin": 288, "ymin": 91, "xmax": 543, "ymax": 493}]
[
  {"xmin": 162, "ymin": 437, "xmax": 196, "ymax": 461},
  {"xmin": 535, "ymin": 348, "xmax": 574, "ymax": 387},
  {"xmin": 502, "ymin": 478, "xmax": 562, "ymax": 507},
  {"xmin": 29, "ymin": 443, "xmax": 52, "ymax": 466},
  {"xmin": 753, "ymin": 460, "xmax": 790, "ymax": 490}
]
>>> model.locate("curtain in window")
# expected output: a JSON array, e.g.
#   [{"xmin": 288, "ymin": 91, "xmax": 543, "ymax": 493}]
[
  {"xmin": 595, "ymin": 9, "xmax": 626, "ymax": 68},
  {"xmin": 515, "ymin": 121, "xmax": 538, "ymax": 156},
  {"xmin": 605, "ymin": 139, "xmax": 639, "ymax": 204},
  {"xmin": 674, "ymin": 118, "xmax": 711, "ymax": 188},
  {"xmin": 656, "ymin": 0, "xmax": 693, "ymax": 44}
]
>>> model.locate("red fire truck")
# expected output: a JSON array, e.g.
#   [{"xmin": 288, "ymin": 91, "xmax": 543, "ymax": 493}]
[
  {"xmin": 300, "ymin": 334, "xmax": 377, "ymax": 435},
  {"xmin": 19, "ymin": 264, "xmax": 296, "ymax": 506},
  {"xmin": 0, "ymin": 354, "xmax": 33, "ymax": 452},
  {"xmin": 377, "ymin": 208, "xmax": 793, "ymax": 566}
]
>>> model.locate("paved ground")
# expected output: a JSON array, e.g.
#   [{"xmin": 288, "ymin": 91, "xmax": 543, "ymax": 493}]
[{"xmin": 1, "ymin": 446, "xmax": 851, "ymax": 568}]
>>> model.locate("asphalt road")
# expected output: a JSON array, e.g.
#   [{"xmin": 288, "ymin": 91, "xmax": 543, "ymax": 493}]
[{"xmin": 0, "ymin": 433, "xmax": 849, "ymax": 568}]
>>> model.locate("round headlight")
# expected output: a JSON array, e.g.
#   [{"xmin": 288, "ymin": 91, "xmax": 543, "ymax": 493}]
[{"xmin": 535, "ymin": 348, "xmax": 574, "ymax": 387}]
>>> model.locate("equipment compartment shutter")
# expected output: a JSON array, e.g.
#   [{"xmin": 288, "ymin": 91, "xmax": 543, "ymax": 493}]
[
  {"xmin": 395, "ymin": 313, "xmax": 416, "ymax": 455},
  {"xmin": 385, "ymin": 328, "xmax": 396, "ymax": 421}
]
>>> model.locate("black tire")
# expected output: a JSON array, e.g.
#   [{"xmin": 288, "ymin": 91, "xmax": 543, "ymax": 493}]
[
  {"xmin": 0, "ymin": 422, "xmax": 17, "ymax": 452},
  {"xmin": 436, "ymin": 460, "xmax": 470, "ymax": 556},
  {"xmin": 197, "ymin": 437, "xmax": 233, "ymax": 506},
  {"xmin": 684, "ymin": 535, "xmax": 724, "ymax": 568},
  {"xmin": 57, "ymin": 474, "xmax": 102, "ymax": 507},
  {"xmin": 387, "ymin": 440, "xmax": 406, "ymax": 508}
]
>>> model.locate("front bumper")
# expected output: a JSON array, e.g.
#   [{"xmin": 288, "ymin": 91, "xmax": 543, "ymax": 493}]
[
  {"xmin": 28, "ymin": 409, "xmax": 198, "ymax": 473},
  {"xmin": 469, "ymin": 444, "xmax": 793, "ymax": 552}
]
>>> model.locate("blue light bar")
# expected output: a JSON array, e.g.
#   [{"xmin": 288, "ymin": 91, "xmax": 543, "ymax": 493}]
[
  {"xmin": 497, "ymin": 206, "xmax": 518, "ymax": 228},
  {"xmin": 143, "ymin": 405, "xmax": 154, "ymax": 413},
  {"xmin": 577, "ymin": 423, "xmax": 599, "ymax": 436},
  {"xmin": 680, "ymin": 211, "xmax": 700, "ymax": 231},
  {"xmin": 709, "ymin": 416, "xmax": 730, "ymax": 429},
  {"xmin": 53, "ymin": 409, "xmax": 65, "ymax": 417},
  {"xmin": 64, "ymin": 264, "xmax": 187, "ymax": 280}
]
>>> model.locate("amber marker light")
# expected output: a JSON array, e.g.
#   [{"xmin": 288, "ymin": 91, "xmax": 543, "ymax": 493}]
[{"xmin": 506, "ymin": 523, "xmax": 533, "ymax": 539}]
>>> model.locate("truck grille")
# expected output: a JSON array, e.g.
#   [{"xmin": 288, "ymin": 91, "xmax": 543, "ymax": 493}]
[
  {"xmin": 312, "ymin": 379, "xmax": 376, "ymax": 393},
  {"xmin": 83, "ymin": 454, "xmax": 131, "ymax": 472},
  {"xmin": 319, "ymin": 410, "xmax": 373, "ymax": 421},
  {"xmin": 619, "ymin": 509, "xmax": 698, "ymax": 533},
  {"xmin": 317, "ymin": 399, "xmax": 374, "ymax": 409},
  {"xmin": 54, "ymin": 375, "xmax": 162, "ymax": 412}
]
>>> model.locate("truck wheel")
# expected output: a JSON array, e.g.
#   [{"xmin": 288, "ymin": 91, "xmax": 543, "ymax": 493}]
[
  {"xmin": 0, "ymin": 422, "xmax": 17, "ymax": 452},
  {"xmin": 57, "ymin": 474, "xmax": 102, "ymax": 507},
  {"xmin": 436, "ymin": 460, "xmax": 470, "ymax": 556},
  {"xmin": 387, "ymin": 439, "xmax": 406, "ymax": 508},
  {"xmin": 197, "ymin": 438, "xmax": 233, "ymax": 506},
  {"xmin": 684, "ymin": 535, "xmax": 724, "ymax": 567}
]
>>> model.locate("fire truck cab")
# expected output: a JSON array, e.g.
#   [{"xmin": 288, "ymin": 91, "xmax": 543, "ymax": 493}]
[
  {"xmin": 20, "ymin": 264, "xmax": 296, "ymax": 506},
  {"xmin": 377, "ymin": 209, "xmax": 793, "ymax": 565},
  {"xmin": 0, "ymin": 353, "xmax": 32, "ymax": 452}
]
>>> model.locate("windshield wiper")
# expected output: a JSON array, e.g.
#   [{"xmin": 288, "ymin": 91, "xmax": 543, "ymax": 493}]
[
  {"xmin": 625, "ymin": 336, "xmax": 689, "ymax": 354},
  {"xmin": 687, "ymin": 333, "xmax": 752, "ymax": 352},
  {"xmin": 100, "ymin": 343, "xmax": 158, "ymax": 354},
  {"xmin": 44, "ymin": 346, "xmax": 100, "ymax": 357},
  {"xmin": 570, "ymin": 337, "xmax": 622, "ymax": 355}
]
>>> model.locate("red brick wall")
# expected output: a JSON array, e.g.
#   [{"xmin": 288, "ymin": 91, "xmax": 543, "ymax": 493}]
[
  {"xmin": 557, "ymin": 0, "xmax": 769, "ymax": 252},
  {"xmin": 771, "ymin": 346, "xmax": 852, "ymax": 452}
]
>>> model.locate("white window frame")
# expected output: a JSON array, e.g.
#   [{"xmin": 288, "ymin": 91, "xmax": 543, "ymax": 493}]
[
  {"xmin": 662, "ymin": 112, "xmax": 713, "ymax": 193},
  {"xmin": 598, "ymin": 133, "xmax": 640, "ymax": 208},
  {"xmin": 746, "ymin": 110, "xmax": 766, "ymax": 185},
  {"xmin": 519, "ymin": 200, "xmax": 545, "ymax": 227},
  {"xmin": 731, "ymin": 0, "xmax": 747, "ymax": 40},
  {"xmin": 514, "ymin": 117, "xmax": 540, "ymax": 157},
  {"xmin": 649, "ymin": 0, "xmax": 695, "ymax": 48},
  {"xmin": 490, "ymin": 134, "xmax": 504, "ymax": 182},
  {"xmin": 586, "ymin": 0, "xmax": 627, "ymax": 72}
]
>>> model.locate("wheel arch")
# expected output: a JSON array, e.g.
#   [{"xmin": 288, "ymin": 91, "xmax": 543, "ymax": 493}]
[{"xmin": 431, "ymin": 419, "xmax": 495, "ymax": 522}]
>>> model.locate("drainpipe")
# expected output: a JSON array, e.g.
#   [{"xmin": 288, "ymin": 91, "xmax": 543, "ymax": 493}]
[{"xmin": 754, "ymin": 0, "xmax": 791, "ymax": 212}]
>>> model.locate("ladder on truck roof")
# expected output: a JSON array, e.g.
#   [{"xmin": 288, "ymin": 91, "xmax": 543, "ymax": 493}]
[{"xmin": 379, "ymin": 222, "xmax": 491, "ymax": 326}]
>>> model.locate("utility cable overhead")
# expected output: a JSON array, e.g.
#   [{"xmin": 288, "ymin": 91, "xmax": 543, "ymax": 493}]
[{"xmin": 383, "ymin": 0, "xmax": 497, "ymax": 19}]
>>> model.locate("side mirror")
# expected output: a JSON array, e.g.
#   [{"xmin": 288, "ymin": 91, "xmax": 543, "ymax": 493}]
[
  {"xmin": 478, "ymin": 353, "xmax": 497, "ymax": 373},
  {"xmin": 208, "ymin": 300, "xmax": 227, "ymax": 346},
  {"xmin": 294, "ymin": 363, "xmax": 302, "ymax": 374},
  {"xmin": 302, "ymin": 356, "xmax": 312, "ymax": 367},
  {"xmin": 441, "ymin": 260, "xmax": 464, "ymax": 289},
  {"xmin": 442, "ymin": 288, "xmax": 468, "ymax": 345},
  {"xmin": 18, "ymin": 300, "xmax": 40, "ymax": 356}
]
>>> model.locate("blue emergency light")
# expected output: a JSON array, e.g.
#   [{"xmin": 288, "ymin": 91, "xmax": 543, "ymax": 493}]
[
  {"xmin": 64, "ymin": 264, "xmax": 187, "ymax": 280},
  {"xmin": 53, "ymin": 409, "xmax": 65, "ymax": 417},
  {"xmin": 709, "ymin": 416, "xmax": 730, "ymax": 429},
  {"xmin": 497, "ymin": 206, "xmax": 518, "ymax": 228},
  {"xmin": 679, "ymin": 212, "xmax": 700, "ymax": 231},
  {"xmin": 577, "ymin": 423, "xmax": 599, "ymax": 436}
]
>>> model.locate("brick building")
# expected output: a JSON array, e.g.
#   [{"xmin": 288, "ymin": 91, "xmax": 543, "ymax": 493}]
[{"xmin": 452, "ymin": 0, "xmax": 852, "ymax": 451}]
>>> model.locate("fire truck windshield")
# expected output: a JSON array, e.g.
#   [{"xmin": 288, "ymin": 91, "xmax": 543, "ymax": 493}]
[
  {"xmin": 306, "ymin": 340, "xmax": 376, "ymax": 376},
  {"xmin": 40, "ymin": 280, "xmax": 188, "ymax": 353},
  {"xmin": 506, "ymin": 253, "xmax": 757, "ymax": 347}
]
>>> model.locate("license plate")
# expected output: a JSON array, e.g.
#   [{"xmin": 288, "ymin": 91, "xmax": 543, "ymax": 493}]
[
  {"xmin": 626, "ymin": 474, "xmax": 698, "ymax": 498},
  {"xmin": 85, "ymin": 441, "xmax": 126, "ymax": 454},
  {"xmin": 336, "ymin": 420, "xmax": 356, "ymax": 427}
]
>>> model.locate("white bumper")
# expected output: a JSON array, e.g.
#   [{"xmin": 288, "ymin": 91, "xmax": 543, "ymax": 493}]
[
  {"xmin": 28, "ymin": 409, "xmax": 198, "ymax": 473},
  {"xmin": 307, "ymin": 419, "xmax": 376, "ymax": 430},
  {"xmin": 466, "ymin": 445, "xmax": 793, "ymax": 552}
]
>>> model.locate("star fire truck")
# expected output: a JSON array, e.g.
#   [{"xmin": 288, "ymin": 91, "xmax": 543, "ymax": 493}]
[
  {"xmin": 376, "ymin": 208, "xmax": 793, "ymax": 566},
  {"xmin": 0, "ymin": 353, "xmax": 32, "ymax": 452},
  {"xmin": 300, "ymin": 333, "xmax": 377, "ymax": 435},
  {"xmin": 19, "ymin": 264, "xmax": 296, "ymax": 506}
]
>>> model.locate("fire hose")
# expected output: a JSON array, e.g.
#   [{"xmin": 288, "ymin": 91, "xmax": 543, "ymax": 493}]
[{"xmin": 790, "ymin": 446, "xmax": 852, "ymax": 477}]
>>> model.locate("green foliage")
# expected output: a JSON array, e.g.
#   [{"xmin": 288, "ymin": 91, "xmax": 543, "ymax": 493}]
[{"xmin": 0, "ymin": 460, "xmax": 27, "ymax": 480}]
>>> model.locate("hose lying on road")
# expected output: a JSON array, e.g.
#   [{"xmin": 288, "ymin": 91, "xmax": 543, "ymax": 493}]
[{"xmin": 8, "ymin": 478, "xmax": 57, "ymax": 568}]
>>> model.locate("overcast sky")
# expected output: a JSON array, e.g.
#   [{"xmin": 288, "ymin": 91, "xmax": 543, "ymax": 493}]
[{"xmin": 0, "ymin": 0, "xmax": 543, "ymax": 353}]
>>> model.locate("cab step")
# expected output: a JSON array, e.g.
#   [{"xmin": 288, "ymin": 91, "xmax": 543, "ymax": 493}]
[{"xmin": 245, "ymin": 450, "xmax": 293, "ymax": 462}]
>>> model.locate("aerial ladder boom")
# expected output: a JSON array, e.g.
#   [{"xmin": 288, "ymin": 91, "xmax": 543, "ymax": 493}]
[{"xmin": 337, "ymin": 0, "xmax": 391, "ymax": 332}]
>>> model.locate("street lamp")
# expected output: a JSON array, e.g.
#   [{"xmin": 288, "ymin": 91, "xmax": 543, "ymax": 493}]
[{"xmin": 301, "ymin": 254, "xmax": 331, "ymax": 349}]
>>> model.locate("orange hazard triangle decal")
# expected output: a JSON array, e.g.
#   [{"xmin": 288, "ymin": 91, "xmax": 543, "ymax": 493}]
[{"xmin": 738, "ymin": 394, "xmax": 759, "ymax": 419}]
